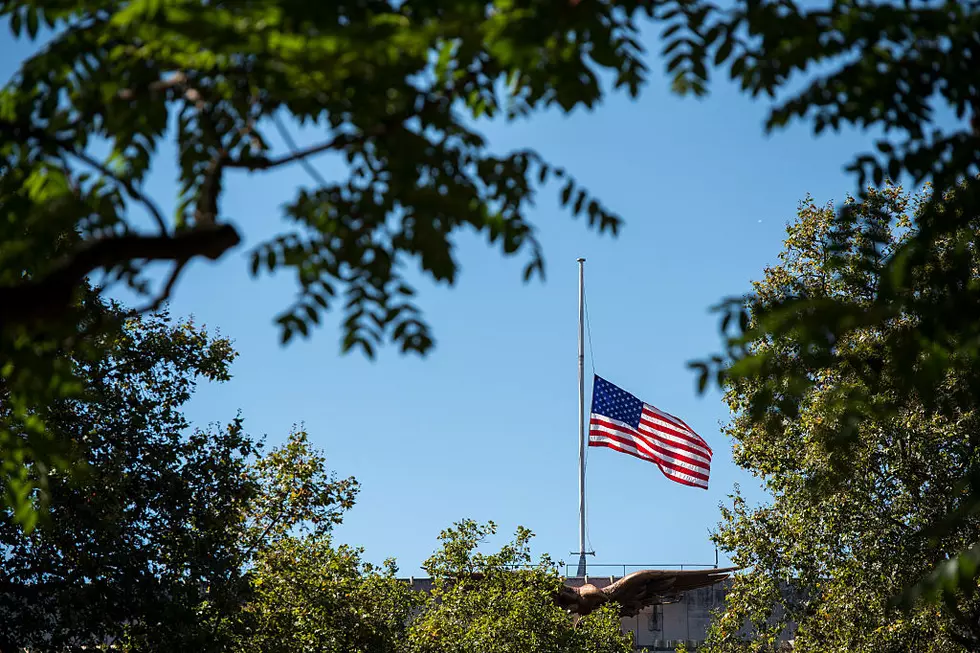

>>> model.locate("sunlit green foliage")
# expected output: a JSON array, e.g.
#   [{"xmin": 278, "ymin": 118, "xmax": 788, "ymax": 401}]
[
  {"xmin": 0, "ymin": 302, "xmax": 625, "ymax": 651},
  {"xmin": 702, "ymin": 187, "xmax": 980, "ymax": 652},
  {"xmin": 409, "ymin": 520, "xmax": 632, "ymax": 653},
  {"xmin": 237, "ymin": 520, "xmax": 632, "ymax": 653},
  {"xmin": 237, "ymin": 537, "xmax": 420, "ymax": 653}
]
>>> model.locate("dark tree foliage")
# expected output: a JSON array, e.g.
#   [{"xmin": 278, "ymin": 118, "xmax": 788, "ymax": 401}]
[{"xmin": 0, "ymin": 301, "xmax": 357, "ymax": 651}]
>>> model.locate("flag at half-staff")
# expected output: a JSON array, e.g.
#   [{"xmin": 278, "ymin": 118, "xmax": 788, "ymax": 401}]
[{"xmin": 588, "ymin": 375, "xmax": 713, "ymax": 489}]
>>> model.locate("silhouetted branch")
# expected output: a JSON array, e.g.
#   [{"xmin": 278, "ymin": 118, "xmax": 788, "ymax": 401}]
[
  {"xmin": 228, "ymin": 133, "xmax": 352, "ymax": 174},
  {"xmin": 131, "ymin": 258, "xmax": 190, "ymax": 316},
  {"xmin": 66, "ymin": 147, "xmax": 169, "ymax": 234},
  {"xmin": 269, "ymin": 115, "xmax": 330, "ymax": 186},
  {"xmin": 0, "ymin": 225, "xmax": 241, "ymax": 329}
]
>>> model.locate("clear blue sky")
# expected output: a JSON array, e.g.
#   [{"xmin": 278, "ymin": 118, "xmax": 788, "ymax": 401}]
[{"xmin": 3, "ymin": 23, "xmax": 878, "ymax": 575}]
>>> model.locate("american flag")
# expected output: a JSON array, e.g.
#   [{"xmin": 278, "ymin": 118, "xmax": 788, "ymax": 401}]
[{"xmin": 588, "ymin": 375, "xmax": 712, "ymax": 489}]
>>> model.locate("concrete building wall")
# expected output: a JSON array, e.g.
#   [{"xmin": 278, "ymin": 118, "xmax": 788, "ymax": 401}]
[{"xmin": 618, "ymin": 582, "xmax": 730, "ymax": 650}]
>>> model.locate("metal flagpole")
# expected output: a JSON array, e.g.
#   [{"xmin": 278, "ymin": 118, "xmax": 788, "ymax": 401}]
[{"xmin": 576, "ymin": 257, "xmax": 588, "ymax": 577}]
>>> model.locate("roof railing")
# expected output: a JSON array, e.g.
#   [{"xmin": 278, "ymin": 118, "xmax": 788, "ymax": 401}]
[{"xmin": 562, "ymin": 562, "xmax": 717, "ymax": 578}]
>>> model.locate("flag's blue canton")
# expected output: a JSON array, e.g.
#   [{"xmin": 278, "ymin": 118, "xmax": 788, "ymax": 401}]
[{"xmin": 591, "ymin": 376, "xmax": 643, "ymax": 429}]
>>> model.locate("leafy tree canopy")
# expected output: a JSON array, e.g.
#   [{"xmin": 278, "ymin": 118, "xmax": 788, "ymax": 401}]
[
  {"xmin": 236, "ymin": 536, "xmax": 421, "ymax": 653},
  {"xmin": 0, "ymin": 0, "xmax": 640, "ymax": 353},
  {"xmin": 665, "ymin": 0, "xmax": 980, "ymax": 602},
  {"xmin": 3, "ymin": 0, "xmax": 975, "ymax": 355},
  {"xmin": 1, "ymin": 300, "xmax": 626, "ymax": 653},
  {"xmin": 0, "ymin": 299, "xmax": 357, "ymax": 651},
  {"xmin": 4, "ymin": 0, "xmax": 980, "ymax": 590},
  {"xmin": 237, "ymin": 519, "xmax": 632, "ymax": 653},
  {"xmin": 410, "ymin": 520, "xmax": 631, "ymax": 653},
  {"xmin": 0, "ymin": 0, "xmax": 651, "ymax": 520},
  {"xmin": 702, "ymin": 187, "xmax": 980, "ymax": 652}
]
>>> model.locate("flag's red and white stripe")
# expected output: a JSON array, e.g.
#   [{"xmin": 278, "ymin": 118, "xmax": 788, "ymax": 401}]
[{"xmin": 589, "ymin": 405, "xmax": 713, "ymax": 489}]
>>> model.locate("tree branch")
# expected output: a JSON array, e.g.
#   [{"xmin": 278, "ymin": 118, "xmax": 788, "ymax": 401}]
[
  {"xmin": 66, "ymin": 147, "xmax": 169, "ymax": 234},
  {"xmin": 0, "ymin": 224, "xmax": 241, "ymax": 329},
  {"xmin": 228, "ymin": 133, "xmax": 352, "ymax": 173},
  {"xmin": 271, "ymin": 114, "xmax": 329, "ymax": 186},
  {"xmin": 130, "ymin": 258, "xmax": 190, "ymax": 316},
  {"xmin": 117, "ymin": 72, "xmax": 188, "ymax": 101},
  {"xmin": 241, "ymin": 495, "xmax": 302, "ymax": 561},
  {"xmin": 117, "ymin": 71, "xmax": 207, "ymax": 111}
]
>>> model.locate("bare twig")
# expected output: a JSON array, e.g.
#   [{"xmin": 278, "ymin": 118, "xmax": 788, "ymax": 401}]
[
  {"xmin": 130, "ymin": 258, "xmax": 190, "ymax": 316},
  {"xmin": 270, "ymin": 114, "xmax": 330, "ymax": 186},
  {"xmin": 65, "ymin": 147, "xmax": 169, "ymax": 234},
  {"xmin": 117, "ymin": 72, "xmax": 188, "ymax": 100},
  {"xmin": 229, "ymin": 129, "xmax": 351, "ymax": 176}
]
